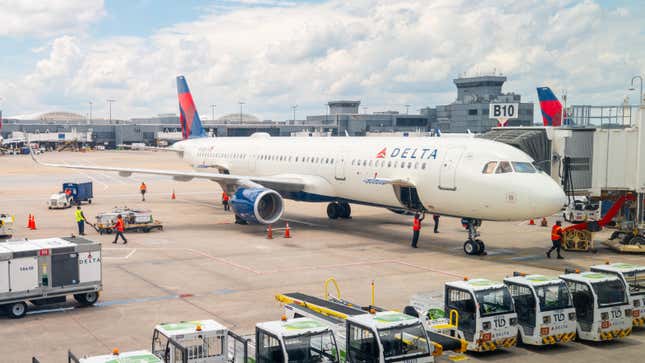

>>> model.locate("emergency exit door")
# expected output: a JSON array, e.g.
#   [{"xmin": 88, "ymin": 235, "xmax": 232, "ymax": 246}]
[{"xmin": 439, "ymin": 148, "xmax": 464, "ymax": 190}]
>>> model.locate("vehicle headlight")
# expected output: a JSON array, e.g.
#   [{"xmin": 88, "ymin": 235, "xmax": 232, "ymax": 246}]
[
  {"xmin": 510, "ymin": 318, "xmax": 518, "ymax": 326},
  {"xmin": 625, "ymin": 309, "xmax": 632, "ymax": 317},
  {"xmin": 569, "ymin": 312, "xmax": 576, "ymax": 321},
  {"xmin": 601, "ymin": 312, "xmax": 609, "ymax": 320},
  {"xmin": 482, "ymin": 322, "xmax": 491, "ymax": 330},
  {"xmin": 635, "ymin": 300, "xmax": 641, "ymax": 307},
  {"xmin": 543, "ymin": 316, "xmax": 551, "ymax": 324}
]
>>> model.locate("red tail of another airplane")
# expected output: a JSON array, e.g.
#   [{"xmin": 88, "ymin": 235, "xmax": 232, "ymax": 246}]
[
  {"xmin": 536, "ymin": 87, "xmax": 563, "ymax": 126},
  {"xmin": 176, "ymin": 75, "xmax": 206, "ymax": 139}
]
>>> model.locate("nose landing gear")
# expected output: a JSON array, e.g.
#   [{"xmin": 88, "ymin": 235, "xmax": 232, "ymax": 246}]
[{"xmin": 462, "ymin": 218, "xmax": 486, "ymax": 255}]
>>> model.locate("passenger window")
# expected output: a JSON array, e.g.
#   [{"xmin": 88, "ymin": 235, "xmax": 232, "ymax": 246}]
[
  {"xmin": 388, "ymin": 161, "xmax": 392, "ymax": 168},
  {"xmin": 495, "ymin": 161, "xmax": 513, "ymax": 174},
  {"xmin": 414, "ymin": 162, "xmax": 418, "ymax": 169},
  {"xmin": 408, "ymin": 162, "xmax": 412, "ymax": 169},
  {"xmin": 363, "ymin": 160, "xmax": 367, "ymax": 167},
  {"xmin": 482, "ymin": 161, "xmax": 497, "ymax": 174},
  {"xmin": 512, "ymin": 162, "xmax": 536, "ymax": 173},
  {"xmin": 401, "ymin": 162, "xmax": 405, "ymax": 169},
  {"xmin": 369, "ymin": 160, "xmax": 373, "ymax": 167}
]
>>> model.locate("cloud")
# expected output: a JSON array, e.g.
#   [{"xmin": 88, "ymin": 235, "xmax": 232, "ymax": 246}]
[
  {"xmin": 3, "ymin": 0, "xmax": 644, "ymax": 120},
  {"xmin": 0, "ymin": 0, "xmax": 105, "ymax": 37}
]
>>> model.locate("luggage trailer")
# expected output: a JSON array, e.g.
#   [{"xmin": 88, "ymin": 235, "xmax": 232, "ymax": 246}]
[
  {"xmin": 590, "ymin": 262, "xmax": 645, "ymax": 327},
  {"xmin": 0, "ymin": 236, "xmax": 101, "ymax": 319},
  {"xmin": 503, "ymin": 274, "xmax": 577, "ymax": 346},
  {"xmin": 277, "ymin": 292, "xmax": 441, "ymax": 363},
  {"xmin": 560, "ymin": 271, "xmax": 633, "ymax": 341}
]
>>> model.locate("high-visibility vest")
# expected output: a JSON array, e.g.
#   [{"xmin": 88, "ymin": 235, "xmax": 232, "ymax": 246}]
[
  {"xmin": 75, "ymin": 209, "xmax": 85, "ymax": 222},
  {"xmin": 551, "ymin": 225, "xmax": 563, "ymax": 240},
  {"xmin": 222, "ymin": 193, "xmax": 229, "ymax": 202},
  {"xmin": 115, "ymin": 219, "xmax": 125, "ymax": 232},
  {"xmin": 413, "ymin": 218, "xmax": 421, "ymax": 231},
  {"xmin": 140, "ymin": 183, "xmax": 147, "ymax": 191}
]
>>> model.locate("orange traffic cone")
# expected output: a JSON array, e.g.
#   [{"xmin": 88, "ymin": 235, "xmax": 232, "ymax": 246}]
[
  {"xmin": 529, "ymin": 219, "xmax": 535, "ymax": 225},
  {"xmin": 284, "ymin": 222, "xmax": 291, "ymax": 238},
  {"xmin": 171, "ymin": 189, "xmax": 176, "ymax": 200},
  {"xmin": 30, "ymin": 215, "xmax": 37, "ymax": 230},
  {"xmin": 267, "ymin": 225, "xmax": 273, "ymax": 239},
  {"xmin": 27, "ymin": 214, "xmax": 32, "ymax": 228},
  {"xmin": 541, "ymin": 217, "xmax": 548, "ymax": 227}
]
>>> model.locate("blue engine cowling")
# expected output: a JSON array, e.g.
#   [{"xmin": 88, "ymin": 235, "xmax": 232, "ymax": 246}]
[{"xmin": 230, "ymin": 187, "xmax": 284, "ymax": 224}]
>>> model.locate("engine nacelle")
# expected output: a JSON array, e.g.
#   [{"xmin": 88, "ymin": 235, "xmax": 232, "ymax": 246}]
[{"xmin": 230, "ymin": 187, "xmax": 284, "ymax": 224}]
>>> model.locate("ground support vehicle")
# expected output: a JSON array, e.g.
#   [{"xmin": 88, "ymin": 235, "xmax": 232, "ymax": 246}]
[
  {"xmin": 96, "ymin": 207, "xmax": 163, "ymax": 234},
  {"xmin": 563, "ymin": 197, "xmax": 601, "ymax": 223},
  {"xmin": 48, "ymin": 181, "xmax": 93, "ymax": 208},
  {"xmin": 561, "ymin": 194, "xmax": 635, "ymax": 252},
  {"xmin": 603, "ymin": 225, "xmax": 645, "ymax": 253},
  {"xmin": 503, "ymin": 274, "xmax": 577, "ymax": 345},
  {"xmin": 48, "ymin": 192, "xmax": 73, "ymax": 209},
  {"xmin": 431, "ymin": 278, "xmax": 518, "ymax": 352},
  {"xmin": 69, "ymin": 350, "xmax": 163, "ymax": 363},
  {"xmin": 590, "ymin": 262, "xmax": 645, "ymax": 327},
  {"xmin": 278, "ymin": 292, "xmax": 441, "ymax": 362},
  {"xmin": 0, "ymin": 236, "xmax": 101, "ymax": 318},
  {"xmin": 0, "ymin": 213, "xmax": 14, "ymax": 238},
  {"xmin": 560, "ymin": 271, "xmax": 632, "ymax": 341}
]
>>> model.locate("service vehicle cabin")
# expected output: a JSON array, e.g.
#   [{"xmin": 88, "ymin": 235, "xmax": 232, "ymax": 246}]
[
  {"xmin": 70, "ymin": 350, "xmax": 162, "ymax": 363},
  {"xmin": 560, "ymin": 271, "xmax": 632, "ymax": 341},
  {"xmin": 444, "ymin": 278, "xmax": 518, "ymax": 352},
  {"xmin": 255, "ymin": 317, "xmax": 340, "ymax": 363},
  {"xmin": 0, "ymin": 236, "xmax": 101, "ymax": 318},
  {"xmin": 563, "ymin": 196, "xmax": 600, "ymax": 223},
  {"xmin": 47, "ymin": 191, "xmax": 73, "ymax": 209},
  {"xmin": 503, "ymin": 274, "xmax": 577, "ymax": 345},
  {"xmin": 590, "ymin": 263, "xmax": 645, "ymax": 327}
]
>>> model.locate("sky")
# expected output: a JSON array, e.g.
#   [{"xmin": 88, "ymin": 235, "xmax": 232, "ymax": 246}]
[{"xmin": 0, "ymin": 0, "xmax": 643, "ymax": 121}]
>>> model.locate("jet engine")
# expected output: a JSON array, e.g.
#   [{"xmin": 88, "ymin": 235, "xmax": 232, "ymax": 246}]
[{"xmin": 230, "ymin": 187, "xmax": 284, "ymax": 224}]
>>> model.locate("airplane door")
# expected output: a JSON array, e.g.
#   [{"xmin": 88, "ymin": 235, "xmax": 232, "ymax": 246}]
[
  {"xmin": 335, "ymin": 156, "xmax": 346, "ymax": 181},
  {"xmin": 439, "ymin": 148, "xmax": 464, "ymax": 190}
]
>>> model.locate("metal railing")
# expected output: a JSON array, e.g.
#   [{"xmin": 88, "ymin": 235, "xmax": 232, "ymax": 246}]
[{"xmin": 569, "ymin": 105, "xmax": 639, "ymax": 127}]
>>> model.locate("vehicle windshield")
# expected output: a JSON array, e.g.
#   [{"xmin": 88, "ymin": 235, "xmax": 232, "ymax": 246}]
[
  {"xmin": 535, "ymin": 282, "xmax": 573, "ymax": 311},
  {"xmin": 283, "ymin": 331, "xmax": 339, "ymax": 362},
  {"xmin": 475, "ymin": 288, "xmax": 514, "ymax": 316},
  {"xmin": 623, "ymin": 270, "xmax": 645, "ymax": 296},
  {"xmin": 592, "ymin": 280, "xmax": 627, "ymax": 307},
  {"xmin": 511, "ymin": 162, "xmax": 537, "ymax": 173},
  {"xmin": 377, "ymin": 323, "xmax": 430, "ymax": 361}
]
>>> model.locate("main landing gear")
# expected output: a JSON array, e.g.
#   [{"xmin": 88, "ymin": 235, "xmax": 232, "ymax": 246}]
[
  {"xmin": 327, "ymin": 202, "xmax": 352, "ymax": 219},
  {"xmin": 462, "ymin": 218, "xmax": 486, "ymax": 256}
]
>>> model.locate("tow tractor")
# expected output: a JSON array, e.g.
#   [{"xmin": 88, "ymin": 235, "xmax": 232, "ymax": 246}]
[
  {"xmin": 560, "ymin": 194, "xmax": 635, "ymax": 252},
  {"xmin": 590, "ymin": 262, "xmax": 645, "ymax": 327},
  {"xmin": 503, "ymin": 273, "xmax": 577, "ymax": 345},
  {"xmin": 560, "ymin": 270, "xmax": 632, "ymax": 341},
  {"xmin": 418, "ymin": 278, "xmax": 518, "ymax": 352},
  {"xmin": 277, "ymin": 292, "xmax": 442, "ymax": 362}
]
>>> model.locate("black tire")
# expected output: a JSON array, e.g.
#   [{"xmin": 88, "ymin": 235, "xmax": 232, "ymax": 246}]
[
  {"xmin": 463, "ymin": 240, "xmax": 478, "ymax": 255},
  {"xmin": 88, "ymin": 199, "xmax": 92, "ymax": 204},
  {"xmin": 339, "ymin": 202, "xmax": 352, "ymax": 219},
  {"xmin": 476, "ymin": 239, "xmax": 486, "ymax": 254},
  {"xmin": 327, "ymin": 203, "xmax": 340, "ymax": 219},
  {"xmin": 143, "ymin": 227, "xmax": 150, "ymax": 233},
  {"xmin": 630, "ymin": 236, "xmax": 645, "ymax": 246},
  {"xmin": 6, "ymin": 301, "xmax": 27, "ymax": 319},
  {"xmin": 74, "ymin": 292, "xmax": 99, "ymax": 306}
]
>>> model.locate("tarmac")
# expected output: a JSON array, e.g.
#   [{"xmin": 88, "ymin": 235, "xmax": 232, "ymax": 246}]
[{"xmin": 1, "ymin": 150, "xmax": 644, "ymax": 362}]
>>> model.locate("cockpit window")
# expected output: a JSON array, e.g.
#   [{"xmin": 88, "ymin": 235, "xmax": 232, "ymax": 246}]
[
  {"xmin": 482, "ymin": 161, "xmax": 497, "ymax": 174},
  {"xmin": 495, "ymin": 161, "xmax": 513, "ymax": 174},
  {"xmin": 512, "ymin": 162, "xmax": 537, "ymax": 173}
]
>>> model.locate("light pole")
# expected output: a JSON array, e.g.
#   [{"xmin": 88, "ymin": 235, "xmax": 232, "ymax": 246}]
[
  {"xmin": 210, "ymin": 104, "xmax": 216, "ymax": 121},
  {"xmin": 89, "ymin": 101, "xmax": 93, "ymax": 123},
  {"xmin": 405, "ymin": 104, "xmax": 410, "ymax": 114},
  {"xmin": 238, "ymin": 102, "xmax": 245, "ymax": 123},
  {"xmin": 106, "ymin": 99, "xmax": 116, "ymax": 122},
  {"xmin": 291, "ymin": 105, "xmax": 297, "ymax": 123},
  {"xmin": 629, "ymin": 75, "xmax": 643, "ymax": 106}
]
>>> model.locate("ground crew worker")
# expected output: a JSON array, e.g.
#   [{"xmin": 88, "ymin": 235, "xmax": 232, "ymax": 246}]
[
  {"xmin": 75, "ymin": 206, "xmax": 86, "ymax": 236},
  {"xmin": 547, "ymin": 220, "xmax": 564, "ymax": 259},
  {"xmin": 222, "ymin": 192, "xmax": 230, "ymax": 211},
  {"xmin": 140, "ymin": 182, "xmax": 147, "ymax": 201},
  {"xmin": 411, "ymin": 212, "xmax": 425, "ymax": 248},
  {"xmin": 433, "ymin": 214, "xmax": 440, "ymax": 233},
  {"xmin": 112, "ymin": 214, "xmax": 128, "ymax": 244}
]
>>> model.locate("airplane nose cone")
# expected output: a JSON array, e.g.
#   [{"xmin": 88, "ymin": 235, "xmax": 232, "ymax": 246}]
[{"xmin": 530, "ymin": 177, "xmax": 567, "ymax": 217}]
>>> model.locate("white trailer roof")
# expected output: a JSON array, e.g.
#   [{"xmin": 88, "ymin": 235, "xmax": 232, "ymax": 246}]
[
  {"xmin": 591, "ymin": 262, "xmax": 645, "ymax": 274},
  {"xmin": 560, "ymin": 271, "xmax": 620, "ymax": 284},
  {"xmin": 446, "ymin": 278, "xmax": 506, "ymax": 292},
  {"xmin": 348, "ymin": 311, "xmax": 420, "ymax": 330},
  {"xmin": 257, "ymin": 317, "xmax": 332, "ymax": 338},
  {"xmin": 504, "ymin": 274, "xmax": 563, "ymax": 287},
  {"xmin": 79, "ymin": 350, "xmax": 161, "ymax": 363},
  {"xmin": 155, "ymin": 319, "xmax": 226, "ymax": 337},
  {"xmin": 0, "ymin": 238, "xmax": 76, "ymax": 252}
]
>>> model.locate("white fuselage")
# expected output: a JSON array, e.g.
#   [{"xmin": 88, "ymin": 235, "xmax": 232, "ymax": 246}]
[{"xmin": 172, "ymin": 134, "xmax": 566, "ymax": 221}]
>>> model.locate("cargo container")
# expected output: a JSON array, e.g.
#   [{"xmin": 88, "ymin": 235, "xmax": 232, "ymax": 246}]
[{"xmin": 0, "ymin": 236, "xmax": 102, "ymax": 318}]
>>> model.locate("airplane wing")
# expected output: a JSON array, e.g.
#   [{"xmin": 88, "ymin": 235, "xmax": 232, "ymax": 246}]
[
  {"xmin": 30, "ymin": 152, "xmax": 306, "ymax": 192},
  {"xmin": 118, "ymin": 144, "xmax": 184, "ymax": 155}
]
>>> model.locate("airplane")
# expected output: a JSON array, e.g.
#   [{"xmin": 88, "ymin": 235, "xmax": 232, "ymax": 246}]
[
  {"xmin": 537, "ymin": 86, "xmax": 571, "ymax": 126},
  {"xmin": 31, "ymin": 76, "xmax": 567, "ymax": 256}
]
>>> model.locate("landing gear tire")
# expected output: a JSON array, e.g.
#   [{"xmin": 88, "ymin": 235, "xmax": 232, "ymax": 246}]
[
  {"xmin": 464, "ymin": 240, "xmax": 479, "ymax": 255},
  {"xmin": 327, "ymin": 203, "xmax": 340, "ymax": 219},
  {"xmin": 476, "ymin": 239, "xmax": 487, "ymax": 256},
  {"xmin": 339, "ymin": 202, "xmax": 352, "ymax": 219}
]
